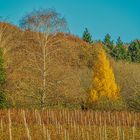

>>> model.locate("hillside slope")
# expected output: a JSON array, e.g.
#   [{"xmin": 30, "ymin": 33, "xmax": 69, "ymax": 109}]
[
  {"xmin": 0, "ymin": 22, "xmax": 94, "ymax": 107},
  {"xmin": 0, "ymin": 22, "xmax": 140, "ymax": 108}
]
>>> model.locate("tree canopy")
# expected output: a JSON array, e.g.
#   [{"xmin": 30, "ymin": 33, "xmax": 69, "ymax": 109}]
[{"xmin": 20, "ymin": 8, "xmax": 68, "ymax": 34}]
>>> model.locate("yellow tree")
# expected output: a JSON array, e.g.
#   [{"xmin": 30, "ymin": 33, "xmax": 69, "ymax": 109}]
[{"xmin": 90, "ymin": 44, "xmax": 119, "ymax": 102}]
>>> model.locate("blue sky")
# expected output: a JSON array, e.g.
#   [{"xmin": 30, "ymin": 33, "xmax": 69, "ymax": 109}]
[{"xmin": 0, "ymin": 0, "xmax": 140, "ymax": 42}]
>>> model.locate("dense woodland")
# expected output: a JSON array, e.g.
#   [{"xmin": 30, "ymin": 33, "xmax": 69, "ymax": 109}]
[{"xmin": 0, "ymin": 9, "xmax": 140, "ymax": 112}]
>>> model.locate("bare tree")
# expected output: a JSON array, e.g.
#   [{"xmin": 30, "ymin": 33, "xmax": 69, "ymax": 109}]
[
  {"xmin": 20, "ymin": 9, "xmax": 68, "ymax": 33},
  {"xmin": 19, "ymin": 9, "xmax": 68, "ymax": 108}
]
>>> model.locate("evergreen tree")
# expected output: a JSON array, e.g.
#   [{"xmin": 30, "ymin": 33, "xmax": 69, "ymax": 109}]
[
  {"xmin": 116, "ymin": 37, "xmax": 123, "ymax": 46},
  {"xmin": 82, "ymin": 28, "xmax": 92, "ymax": 43},
  {"xmin": 111, "ymin": 37, "xmax": 128, "ymax": 60},
  {"xmin": 128, "ymin": 40, "xmax": 140, "ymax": 63},
  {"xmin": 90, "ymin": 45, "xmax": 119, "ymax": 102},
  {"xmin": 103, "ymin": 34, "xmax": 114, "ymax": 50},
  {"xmin": 0, "ymin": 48, "xmax": 7, "ymax": 108}
]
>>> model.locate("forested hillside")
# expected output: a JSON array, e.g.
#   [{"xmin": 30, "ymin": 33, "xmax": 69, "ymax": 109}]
[
  {"xmin": 0, "ymin": 22, "xmax": 140, "ymax": 111},
  {"xmin": 0, "ymin": 22, "xmax": 92, "ymax": 108}
]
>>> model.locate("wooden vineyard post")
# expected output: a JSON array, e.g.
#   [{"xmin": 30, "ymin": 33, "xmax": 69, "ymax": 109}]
[
  {"xmin": 47, "ymin": 129, "xmax": 51, "ymax": 140},
  {"xmin": 35, "ymin": 109, "xmax": 38, "ymax": 124},
  {"xmin": 99, "ymin": 126, "xmax": 102, "ymax": 140},
  {"xmin": 22, "ymin": 110, "xmax": 31, "ymax": 140},
  {"xmin": 93, "ymin": 125, "xmax": 96, "ymax": 140},
  {"xmin": 117, "ymin": 125, "xmax": 120, "ymax": 140},
  {"xmin": 104, "ymin": 118, "xmax": 107, "ymax": 140},
  {"xmin": 8, "ymin": 110, "xmax": 12, "ymax": 140},
  {"xmin": 64, "ymin": 129, "xmax": 69, "ymax": 140},
  {"xmin": 81, "ymin": 128, "xmax": 85, "ymax": 140},
  {"xmin": 122, "ymin": 127, "xmax": 125, "ymax": 140},
  {"xmin": 38, "ymin": 111, "xmax": 42, "ymax": 126},
  {"xmin": 42, "ymin": 122, "xmax": 46, "ymax": 140},
  {"xmin": 86, "ymin": 131, "xmax": 90, "ymax": 140},
  {"xmin": 132, "ymin": 120, "xmax": 136, "ymax": 140},
  {"xmin": 1, "ymin": 119, "xmax": 3, "ymax": 135},
  {"xmin": 77, "ymin": 125, "xmax": 80, "ymax": 138}
]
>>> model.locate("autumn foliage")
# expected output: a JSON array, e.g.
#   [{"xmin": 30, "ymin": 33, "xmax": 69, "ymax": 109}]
[{"xmin": 90, "ymin": 44, "xmax": 119, "ymax": 102}]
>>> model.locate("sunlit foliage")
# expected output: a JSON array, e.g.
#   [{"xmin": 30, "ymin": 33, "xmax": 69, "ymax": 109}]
[{"xmin": 90, "ymin": 44, "xmax": 119, "ymax": 102}]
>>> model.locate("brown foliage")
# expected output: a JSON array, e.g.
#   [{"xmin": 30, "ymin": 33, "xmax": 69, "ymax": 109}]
[
  {"xmin": 0, "ymin": 22, "xmax": 140, "ymax": 110},
  {"xmin": 0, "ymin": 22, "xmax": 93, "ymax": 108}
]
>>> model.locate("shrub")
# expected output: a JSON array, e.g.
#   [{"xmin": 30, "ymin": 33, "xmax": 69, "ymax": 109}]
[
  {"xmin": 128, "ymin": 40, "xmax": 140, "ymax": 63},
  {"xmin": 87, "ymin": 96, "xmax": 125, "ymax": 111},
  {"xmin": 0, "ymin": 48, "xmax": 7, "ymax": 108},
  {"xmin": 126, "ymin": 95, "xmax": 140, "ymax": 112}
]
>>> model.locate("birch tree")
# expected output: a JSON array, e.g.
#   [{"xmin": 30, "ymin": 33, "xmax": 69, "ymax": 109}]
[{"xmin": 19, "ymin": 9, "xmax": 68, "ymax": 108}]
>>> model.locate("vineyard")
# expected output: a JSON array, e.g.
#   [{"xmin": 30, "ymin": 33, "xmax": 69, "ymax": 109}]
[{"xmin": 0, "ymin": 110, "xmax": 140, "ymax": 140}]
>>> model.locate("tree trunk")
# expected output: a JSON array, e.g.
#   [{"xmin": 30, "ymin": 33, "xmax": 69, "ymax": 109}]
[{"xmin": 41, "ymin": 34, "xmax": 48, "ymax": 108}]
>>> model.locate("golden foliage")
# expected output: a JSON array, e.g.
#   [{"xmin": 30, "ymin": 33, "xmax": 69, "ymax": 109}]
[{"xmin": 90, "ymin": 44, "xmax": 119, "ymax": 102}]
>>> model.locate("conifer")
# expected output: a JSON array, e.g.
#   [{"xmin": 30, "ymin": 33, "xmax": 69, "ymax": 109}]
[{"xmin": 90, "ymin": 44, "xmax": 119, "ymax": 102}]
